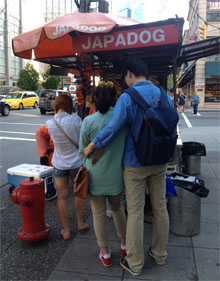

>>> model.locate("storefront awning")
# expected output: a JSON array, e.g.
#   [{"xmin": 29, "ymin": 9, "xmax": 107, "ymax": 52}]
[
  {"xmin": 177, "ymin": 36, "xmax": 220, "ymax": 66},
  {"xmin": 206, "ymin": 61, "xmax": 220, "ymax": 76},
  {"xmin": 178, "ymin": 62, "xmax": 195, "ymax": 88}
]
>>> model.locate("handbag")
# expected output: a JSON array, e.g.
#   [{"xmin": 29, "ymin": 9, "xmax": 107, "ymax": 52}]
[{"xmin": 73, "ymin": 149, "xmax": 103, "ymax": 199}]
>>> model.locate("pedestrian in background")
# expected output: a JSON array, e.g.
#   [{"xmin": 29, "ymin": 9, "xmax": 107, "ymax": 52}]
[
  {"xmin": 84, "ymin": 59, "xmax": 171, "ymax": 276},
  {"xmin": 79, "ymin": 81, "xmax": 127, "ymax": 267},
  {"xmin": 190, "ymin": 92, "xmax": 200, "ymax": 115},
  {"xmin": 178, "ymin": 93, "xmax": 186, "ymax": 113},
  {"xmin": 46, "ymin": 94, "xmax": 89, "ymax": 240}
]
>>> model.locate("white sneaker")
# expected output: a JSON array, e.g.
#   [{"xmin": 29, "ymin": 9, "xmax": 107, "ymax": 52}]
[{"xmin": 106, "ymin": 209, "xmax": 112, "ymax": 218}]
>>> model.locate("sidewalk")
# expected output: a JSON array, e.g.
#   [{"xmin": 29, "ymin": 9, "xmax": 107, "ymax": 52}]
[{"xmin": 48, "ymin": 126, "xmax": 220, "ymax": 281}]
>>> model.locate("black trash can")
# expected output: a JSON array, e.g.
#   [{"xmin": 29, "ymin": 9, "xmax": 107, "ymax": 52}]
[{"xmin": 182, "ymin": 142, "xmax": 206, "ymax": 175}]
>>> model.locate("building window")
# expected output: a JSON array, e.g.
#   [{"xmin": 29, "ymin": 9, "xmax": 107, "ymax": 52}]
[
  {"xmin": 10, "ymin": 15, "xmax": 21, "ymax": 75},
  {"xmin": 0, "ymin": 80, "xmax": 6, "ymax": 86},
  {"xmin": 206, "ymin": 11, "xmax": 220, "ymax": 22},
  {"xmin": 205, "ymin": 77, "xmax": 220, "ymax": 102},
  {"xmin": 0, "ymin": 10, "xmax": 6, "ymax": 74}
]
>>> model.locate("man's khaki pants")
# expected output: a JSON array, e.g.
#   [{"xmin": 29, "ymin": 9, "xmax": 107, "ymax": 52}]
[{"xmin": 124, "ymin": 164, "xmax": 169, "ymax": 273}]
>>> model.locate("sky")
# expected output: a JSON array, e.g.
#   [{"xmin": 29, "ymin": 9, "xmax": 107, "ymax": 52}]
[
  {"xmin": 111, "ymin": 0, "xmax": 190, "ymax": 29},
  {"xmin": 23, "ymin": 0, "xmax": 190, "ymax": 31}
]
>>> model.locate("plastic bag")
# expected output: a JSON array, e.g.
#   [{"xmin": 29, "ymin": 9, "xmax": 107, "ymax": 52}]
[
  {"xmin": 166, "ymin": 175, "xmax": 177, "ymax": 198},
  {"xmin": 169, "ymin": 172, "xmax": 209, "ymax": 198}
]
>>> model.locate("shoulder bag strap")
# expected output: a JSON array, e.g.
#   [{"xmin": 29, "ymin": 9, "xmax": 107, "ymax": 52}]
[{"xmin": 53, "ymin": 118, "xmax": 79, "ymax": 149}]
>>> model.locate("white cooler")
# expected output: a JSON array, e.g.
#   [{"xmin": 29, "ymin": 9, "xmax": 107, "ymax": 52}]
[{"xmin": 7, "ymin": 164, "xmax": 57, "ymax": 201}]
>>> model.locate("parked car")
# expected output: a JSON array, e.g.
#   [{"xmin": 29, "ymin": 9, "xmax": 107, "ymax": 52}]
[
  {"xmin": 3, "ymin": 91, "xmax": 39, "ymax": 110},
  {"xmin": 0, "ymin": 100, "xmax": 10, "ymax": 116},
  {"xmin": 0, "ymin": 95, "xmax": 7, "ymax": 100},
  {"xmin": 39, "ymin": 89, "xmax": 70, "ymax": 114}
]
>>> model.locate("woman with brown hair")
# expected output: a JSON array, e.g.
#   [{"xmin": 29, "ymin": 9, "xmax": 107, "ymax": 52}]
[
  {"xmin": 46, "ymin": 94, "xmax": 89, "ymax": 240},
  {"xmin": 79, "ymin": 82, "xmax": 127, "ymax": 267}
]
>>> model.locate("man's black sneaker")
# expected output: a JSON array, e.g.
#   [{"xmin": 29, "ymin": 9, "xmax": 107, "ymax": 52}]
[{"xmin": 120, "ymin": 256, "xmax": 141, "ymax": 276}]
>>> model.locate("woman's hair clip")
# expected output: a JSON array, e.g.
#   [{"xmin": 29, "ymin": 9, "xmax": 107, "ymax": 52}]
[{"xmin": 98, "ymin": 81, "xmax": 114, "ymax": 89}]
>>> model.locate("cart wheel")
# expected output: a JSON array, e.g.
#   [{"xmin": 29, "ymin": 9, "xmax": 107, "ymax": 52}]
[{"xmin": 9, "ymin": 186, "xmax": 16, "ymax": 194}]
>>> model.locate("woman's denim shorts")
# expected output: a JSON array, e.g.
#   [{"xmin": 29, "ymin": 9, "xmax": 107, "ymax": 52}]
[{"xmin": 53, "ymin": 167, "xmax": 79, "ymax": 179}]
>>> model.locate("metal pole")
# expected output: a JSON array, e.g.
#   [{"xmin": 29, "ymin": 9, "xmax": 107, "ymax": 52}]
[{"xmin": 173, "ymin": 61, "xmax": 178, "ymax": 108}]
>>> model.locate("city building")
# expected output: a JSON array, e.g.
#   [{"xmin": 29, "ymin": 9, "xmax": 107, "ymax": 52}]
[
  {"xmin": 44, "ymin": 0, "xmax": 77, "ymax": 22},
  {"xmin": 0, "ymin": 0, "xmax": 81, "ymax": 91},
  {"xmin": 0, "ymin": 0, "xmax": 23, "ymax": 87},
  {"xmin": 116, "ymin": 0, "xmax": 144, "ymax": 22},
  {"xmin": 178, "ymin": 0, "xmax": 220, "ymax": 108}
]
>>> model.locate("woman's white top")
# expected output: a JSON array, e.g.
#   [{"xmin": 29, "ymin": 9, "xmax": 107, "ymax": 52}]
[{"xmin": 46, "ymin": 112, "xmax": 82, "ymax": 170}]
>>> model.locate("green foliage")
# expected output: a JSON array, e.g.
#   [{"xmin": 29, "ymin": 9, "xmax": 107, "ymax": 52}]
[
  {"xmin": 17, "ymin": 63, "xmax": 39, "ymax": 91},
  {"xmin": 167, "ymin": 74, "xmax": 173, "ymax": 90},
  {"xmin": 42, "ymin": 67, "xmax": 61, "ymax": 89}
]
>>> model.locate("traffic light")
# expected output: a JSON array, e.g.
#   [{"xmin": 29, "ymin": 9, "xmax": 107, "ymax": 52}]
[
  {"xmin": 79, "ymin": 0, "xmax": 91, "ymax": 12},
  {"xmin": 199, "ymin": 24, "xmax": 207, "ymax": 39},
  {"xmin": 99, "ymin": 0, "xmax": 109, "ymax": 13}
]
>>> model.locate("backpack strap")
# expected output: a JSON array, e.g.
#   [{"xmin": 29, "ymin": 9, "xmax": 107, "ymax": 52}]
[
  {"xmin": 124, "ymin": 87, "xmax": 150, "ymax": 110},
  {"xmin": 159, "ymin": 88, "xmax": 170, "ymax": 107},
  {"xmin": 124, "ymin": 87, "xmax": 167, "ymax": 109}
]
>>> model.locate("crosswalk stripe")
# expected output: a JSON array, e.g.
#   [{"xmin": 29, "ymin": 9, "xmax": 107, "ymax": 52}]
[
  {"xmin": 181, "ymin": 112, "xmax": 193, "ymax": 128},
  {"xmin": 0, "ymin": 136, "xmax": 36, "ymax": 142},
  {"xmin": 0, "ymin": 122, "xmax": 44, "ymax": 126},
  {"xmin": 0, "ymin": 131, "xmax": 35, "ymax": 135}
]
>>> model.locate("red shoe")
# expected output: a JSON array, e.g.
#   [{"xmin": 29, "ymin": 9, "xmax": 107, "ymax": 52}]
[
  {"xmin": 98, "ymin": 250, "xmax": 112, "ymax": 267},
  {"xmin": 121, "ymin": 245, "xmax": 127, "ymax": 257}
]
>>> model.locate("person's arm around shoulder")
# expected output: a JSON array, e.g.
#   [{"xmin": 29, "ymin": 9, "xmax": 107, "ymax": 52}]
[
  {"xmin": 84, "ymin": 93, "xmax": 131, "ymax": 157},
  {"xmin": 79, "ymin": 117, "xmax": 90, "ymax": 159}
]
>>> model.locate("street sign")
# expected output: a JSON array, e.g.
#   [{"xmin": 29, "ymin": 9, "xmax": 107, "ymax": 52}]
[{"xmin": 195, "ymin": 84, "xmax": 205, "ymax": 88}]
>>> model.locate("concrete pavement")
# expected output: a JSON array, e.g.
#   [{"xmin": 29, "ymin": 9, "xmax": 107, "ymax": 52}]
[{"xmin": 47, "ymin": 119, "xmax": 220, "ymax": 280}]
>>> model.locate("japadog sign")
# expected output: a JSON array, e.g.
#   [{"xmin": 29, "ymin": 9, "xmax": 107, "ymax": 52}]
[{"xmin": 73, "ymin": 24, "xmax": 179, "ymax": 53}]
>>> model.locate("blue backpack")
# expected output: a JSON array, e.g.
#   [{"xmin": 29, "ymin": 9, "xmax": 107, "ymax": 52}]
[{"xmin": 124, "ymin": 87, "xmax": 179, "ymax": 166}]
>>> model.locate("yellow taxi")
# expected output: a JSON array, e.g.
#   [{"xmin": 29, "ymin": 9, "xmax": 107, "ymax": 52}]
[{"xmin": 3, "ymin": 91, "xmax": 39, "ymax": 110}]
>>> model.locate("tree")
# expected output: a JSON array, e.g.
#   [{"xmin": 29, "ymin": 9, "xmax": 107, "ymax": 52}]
[
  {"xmin": 42, "ymin": 67, "xmax": 61, "ymax": 89},
  {"xmin": 17, "ymin": 62, "xmax": 39, "ymax": 91},
  {"xmin": 167, "ymin": 74, "xmax": 173, "ymax": 90}
]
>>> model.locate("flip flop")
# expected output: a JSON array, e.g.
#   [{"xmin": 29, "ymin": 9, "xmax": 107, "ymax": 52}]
[
  {"xmin": 61, "ymin": 230, "xmax": 71, "ymax": 240},
  {"xmin": 78, "ymin": 224, "xmax": 89, "ymax": 234}
]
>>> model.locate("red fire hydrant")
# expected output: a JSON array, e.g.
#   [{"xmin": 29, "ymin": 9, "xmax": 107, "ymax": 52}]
[{"xmin": 12, "ymin": 177, "xmax": 51, "ymax": 242}]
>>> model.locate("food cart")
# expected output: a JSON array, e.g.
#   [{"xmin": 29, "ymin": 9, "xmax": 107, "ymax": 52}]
[{"xmin": 12, "ymin": 13, "xmax": 185, "ymax": 114}]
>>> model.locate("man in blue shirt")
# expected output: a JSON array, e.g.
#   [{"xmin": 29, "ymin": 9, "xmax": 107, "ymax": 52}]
[
  {"xmin": 190, "ymin": 92, "xmax": 200, "ymax": 115},
  {"xmin": 84, "ymin": 59, "xmax": 170, "ymax": 276}
]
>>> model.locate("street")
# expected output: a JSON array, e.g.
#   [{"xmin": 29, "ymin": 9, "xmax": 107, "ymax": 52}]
[
  {"xmin": 0, "ymin": 106, "xmax": 219, "ymax": 281},
  {"xmin": 1, "ymin": 107, "xmax": 220, "ymax": 188},
  {"xmin": 0, "ymin": 108, "xmax": 54, "ymax": 187}
]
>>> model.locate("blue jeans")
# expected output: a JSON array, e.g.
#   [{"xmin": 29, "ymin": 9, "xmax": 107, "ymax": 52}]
[
  {"xmin": 53, "ymin": 167, "xmax": 79, "ymax": 178},
  {"xmin": 193, "ymin": 104, "xmax": 198, "ymax": 115}
]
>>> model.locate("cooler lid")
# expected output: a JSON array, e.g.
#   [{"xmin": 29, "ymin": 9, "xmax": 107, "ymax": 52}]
[{"xmin": 7, "ymin": 164, "xmax": 54, "ymax": 177}]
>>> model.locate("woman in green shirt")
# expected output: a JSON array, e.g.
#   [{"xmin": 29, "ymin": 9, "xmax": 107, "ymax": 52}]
[{"xmin": 79, "ymin": 81, "xmax": 127, "ymax": 267}]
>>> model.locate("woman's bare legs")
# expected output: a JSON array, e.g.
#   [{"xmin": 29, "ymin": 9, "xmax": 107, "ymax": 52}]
[
  {"xmin": 75, "ymin": 196, "xmax": 89, "ymax": 231},
  {"xmin": 55, "ymin": 176, "xmax": 70, "ymax": 240}
]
